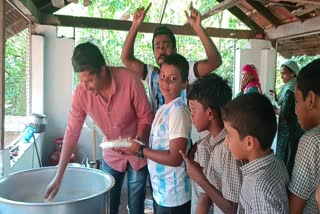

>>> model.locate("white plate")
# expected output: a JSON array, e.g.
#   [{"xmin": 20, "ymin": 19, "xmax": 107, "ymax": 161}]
[{"xmin": 99, "ymin": 138, "xmax": 144, "ymax": 149}]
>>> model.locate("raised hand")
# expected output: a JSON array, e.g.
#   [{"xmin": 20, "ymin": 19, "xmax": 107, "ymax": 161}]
[
  {"xmin": 184, "ymin": 2, "xmax": 201, "ymax": 28},
  {"xmin": 241, "ymin": 73, "xmax": 253, "ymax": 92},
  {"xmin": 315, "ymin": 183, "xmax": 320, "ymax": 211},
  {"xmin": 132, "ymin": 3, "xmax": 152, "ymax": 26}
]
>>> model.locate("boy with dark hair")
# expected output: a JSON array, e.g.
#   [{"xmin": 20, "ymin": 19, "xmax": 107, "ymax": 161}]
[
  {"xmin": 45, "ymin": 42, "xmax": 154, "ymax": 214},
  {"xmin": 289, "ymin": 58, "xmax": 320, "ymax": 213},
  {"xmin": 221, "ymin": 93, "xmax": 289, "ymax": 213},
  {"xmin": 125, "ymin": 53, "xmax": 192, "ymax": 213},
  {"xmin": 181, "ymin": 74, "xmax": 242, "ymax": 214}
]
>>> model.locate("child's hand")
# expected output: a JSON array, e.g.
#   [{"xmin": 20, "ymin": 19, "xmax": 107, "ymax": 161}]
[
  {"xmin": 121, "ymin": 138, "xmax": 140, "ymax": 156},
  {"xmin": 315, "ymin": 182, "xmax": 320, "ymax": 210},
  {"xmin": 187, "ymin": 143, "xmax": 197, "ymax": 160},
  {"xmin": 179, "ymin": 150, "xmax": 205, "ymax": 184}
]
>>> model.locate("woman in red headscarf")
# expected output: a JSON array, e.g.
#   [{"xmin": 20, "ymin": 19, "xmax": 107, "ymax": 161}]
[{"xmin": 237, "ymin": 64, "xmax": 262, "ymax": 97}]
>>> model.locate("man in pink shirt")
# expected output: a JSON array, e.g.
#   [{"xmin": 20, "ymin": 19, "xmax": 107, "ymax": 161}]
[{"xmin": 44, "ymin": 42, "xmax": 154, "ymax": 214}]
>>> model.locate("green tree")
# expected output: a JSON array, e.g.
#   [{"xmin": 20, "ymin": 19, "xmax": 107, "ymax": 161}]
[{"xmin": 5, "ymin": 30, "xmax": 28, "ymax": 116}]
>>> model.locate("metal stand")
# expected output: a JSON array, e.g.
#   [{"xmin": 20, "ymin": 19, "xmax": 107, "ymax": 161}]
[{"xmin": 32, "ymin": 134, "xmax": 42, "ymax": 167}]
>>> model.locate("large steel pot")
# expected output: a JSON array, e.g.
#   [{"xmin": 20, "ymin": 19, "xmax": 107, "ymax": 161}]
[{"xmin": 0, "ymin": 167, "xmax": 114, "ymax": 214}]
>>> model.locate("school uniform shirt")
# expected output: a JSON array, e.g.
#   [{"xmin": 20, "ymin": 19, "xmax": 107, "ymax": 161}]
[
  {"xmin": 289, "ymin": 127, "xmax": 320, "ymax": 214},
  {"xmin": 205, "ymin": 129, "xmax": 243, "ymax": 213},
  {"xmin": 239, "ymin": 153, "xmax": 289, "ymax": 214},
  {"xmin": 191, "ymin": 130, "xmax": 228, "ymax": 214},
  {"xmin": 148, "ymin": 97, "xmax": 192, "ymax": 207}
]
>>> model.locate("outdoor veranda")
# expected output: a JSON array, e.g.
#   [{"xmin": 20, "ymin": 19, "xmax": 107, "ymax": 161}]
[{"xmin": 1, "ymin": 0, "xmax": 320, "ymax": 214}]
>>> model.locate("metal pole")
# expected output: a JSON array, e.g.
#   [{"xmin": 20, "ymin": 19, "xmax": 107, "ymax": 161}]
[
  {"xmin": 1, "ymin": 0, "xmax": 7, "ymax": 150},
  {"xmin": 159, "ymin": 0, "xmax": 168, "ymax": 24},
  {"xmin": 0, "ymin": 0, "xmax": 7, "ymax": 177},
  {"xmin": 32, "ymin": 134, "xmax": 42, "ymax": 167}
]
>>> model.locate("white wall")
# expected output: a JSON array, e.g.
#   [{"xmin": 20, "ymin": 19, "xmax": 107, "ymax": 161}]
[
  {"xmin": 31, "ymin": 35, "xmax": 44, "ymax": 114},
  {"xmin": 33, "ymin": 25, "xmax": 74, "ymax": 165},
  {"xmin": 235, "ymin": 40, "xmax": 277, "ymax": 95},
  {"xmin": 1, "ymin": 134, "xmax": 44, "ymax": 176}
]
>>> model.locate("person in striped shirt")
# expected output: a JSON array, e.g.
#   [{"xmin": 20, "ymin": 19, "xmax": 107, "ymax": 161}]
[
  {"xmin": 221, "ymin": 93, "xmax": 289, "ymax": 213},
  {"xmin": 289, "ymin": 58, "xmax": 320, "ymax": 214},
  {"xmin": 180, "ymin": 74, "xmax": 242, "ymax": 214}
]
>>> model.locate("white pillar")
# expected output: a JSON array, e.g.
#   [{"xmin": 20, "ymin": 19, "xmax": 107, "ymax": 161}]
[{"xmin": 31, "ymin": 35, "xmax": 45, "ymax": 114}]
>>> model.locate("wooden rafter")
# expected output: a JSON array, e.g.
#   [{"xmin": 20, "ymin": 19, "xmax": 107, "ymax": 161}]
[
  {"xmin": 51, "ymin": 0, "xmax": 64, "ymax": 8},
  {"xmin": 215, "ymin": 0, "xmax": 263, "ymax": 31},
  {"xmin": 272, "ymin": 1, "xmax": 306, "ymax": 21},
  {"xmin": 8, "ymin": 17, "xmax": 26, "ymax": 28},
  {"xmin": 291, "ymin": 4, "xmax": 320, "ymax": 16},
  {"xmin": 40, "ymin": 14, "xmax": 263, "ymax": 39},
  {"xmin": 265, "ymin": 14, "xmax": 320, "ymax": 39},
  {"xmin": 10, "ymin": 0, "xmax": 40, "ymax": 23},
  {"xmin": 246, "ymin": 0, "xmax": 283, "ymax": 27},
  {"xmin": 202, "ymin": 0, "xmax": 246, "ymax": 21},
  {"xmin": 270, "ymin": 0, "xmax": 320, "ymax": 5}
]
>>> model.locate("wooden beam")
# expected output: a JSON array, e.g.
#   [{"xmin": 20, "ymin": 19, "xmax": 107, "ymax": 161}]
[
  {"xmin": 10, "ymin": 0, "xmax": 41, "ymax": 23},
  {"xmin": 272, "ymin": 1, "xmax": 306, "ymax": 21},
  {"xmin": 271, "ymin": 0, "xmax": 320, "ymax": 5},
  {"xmin": 51, "ymin": 0, "xmax": 65, "ymax": 9},
  {"xmin": 202, "ymin": 0, "xmax": 245, "ymax": 21},
  {"xmin": 1, "ymin": 0, "xmax": 6, "ymax": 151},
  {"xmin": 215, "ymin": 0, "xmax": 263, "ymax": 31},
  {"xmin": 40, "ymin": 14, "xmax": 263, "ymax": 39},
  {"xmin": 265, "ymin": 14, "xmax": 320, "ymax": 40},
  {"xmin": 246, "ymin": 0, "xmax": 283, "ymax": 27},
  {"xmin": 291, "ymin": 4, "xmax": 320, "ymax": 16},
  {"xmin": 7, "ymin": 17, "xmax": 26, "ymax": 28}
]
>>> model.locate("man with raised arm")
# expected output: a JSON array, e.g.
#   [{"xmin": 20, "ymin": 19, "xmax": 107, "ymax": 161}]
[{"xmin": 121, "ymin": 2, "xmax": 222, "ymax": 112}]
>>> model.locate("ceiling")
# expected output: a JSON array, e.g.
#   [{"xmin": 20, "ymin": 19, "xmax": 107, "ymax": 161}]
[{"xmin": 5, "ymin": 0, "xmax": 320, "ymax": 58}]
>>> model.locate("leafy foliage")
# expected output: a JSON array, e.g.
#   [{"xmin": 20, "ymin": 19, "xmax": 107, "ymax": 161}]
[
  {"xmin": 5, "ymin": 30, "xmax": 28, "ymax": 116},
  {"xmin": 59, "ymin": 0, "xmax": 252, "ymax": 89}
]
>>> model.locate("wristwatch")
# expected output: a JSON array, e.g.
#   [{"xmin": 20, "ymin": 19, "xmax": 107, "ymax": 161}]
[{"xmin": 137, "ymin": 144, "xmax": 145, "ymax": 159}]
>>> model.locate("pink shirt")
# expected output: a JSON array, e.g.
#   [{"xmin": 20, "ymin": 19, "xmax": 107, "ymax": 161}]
[{"xmin": 63, "ymin": 67, "xmax": 154, "ymax": 172}]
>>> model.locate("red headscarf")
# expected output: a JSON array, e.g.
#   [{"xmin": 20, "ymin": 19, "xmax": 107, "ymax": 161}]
[{"xmin": 242, "ymin": 64, "xmax": 262, "ymax": 93}]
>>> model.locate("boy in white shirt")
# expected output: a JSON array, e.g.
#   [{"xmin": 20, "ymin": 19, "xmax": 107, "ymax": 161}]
[{"xmin": 125, "ymin": 53, "xmax": 192, "ymax": 213}]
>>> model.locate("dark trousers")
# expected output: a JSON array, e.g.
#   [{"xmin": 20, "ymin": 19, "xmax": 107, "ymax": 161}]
[{"xmin": 154, "ymin": 200, "xmax": 191, "ymax": 214}]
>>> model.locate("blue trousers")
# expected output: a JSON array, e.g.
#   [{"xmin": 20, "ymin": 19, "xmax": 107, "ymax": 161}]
[{"xmin": 101, "ymin": 161, "xmax": 147, "ymax": 214}]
